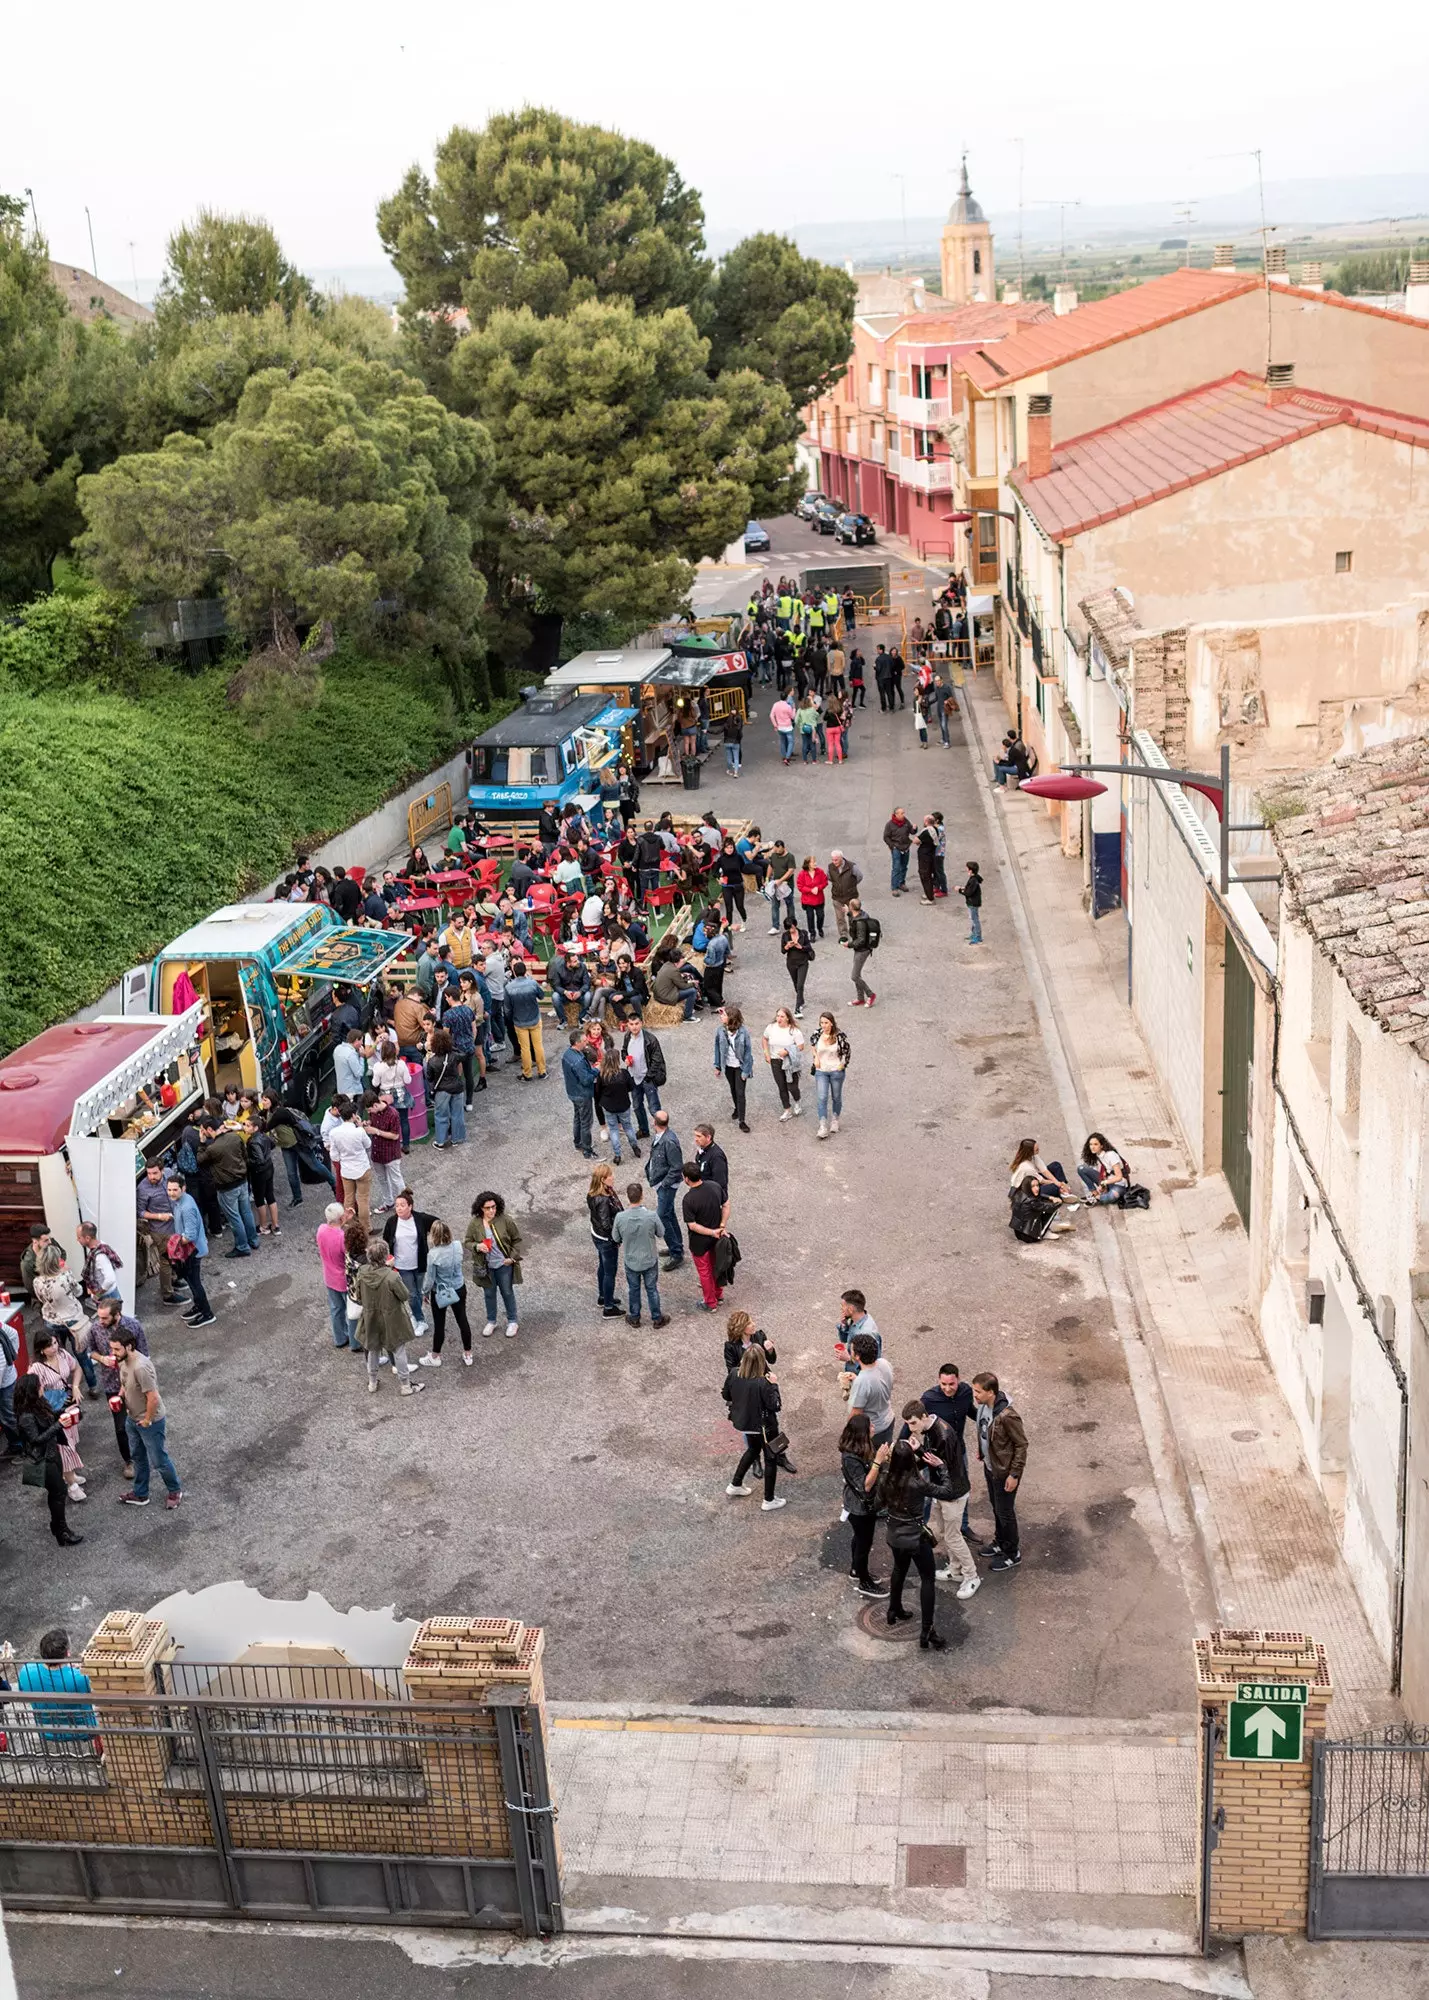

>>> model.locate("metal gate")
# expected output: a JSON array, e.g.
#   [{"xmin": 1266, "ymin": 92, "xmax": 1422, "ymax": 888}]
[
  {"xmin": 1310, "ymin": 1728, "xmax": 1429, "ymax": 1938},
  {"xmin": 0, "ymin": 1666, "xmax": 561, "ymax": 1933},
  {"xmin": 1221, "ymin": 939, "xmax": 1255, "ymax": 1228},
  {"xmin": 1197, "ymin": 1703, "xmax": 1224, "ymax": 1952}
]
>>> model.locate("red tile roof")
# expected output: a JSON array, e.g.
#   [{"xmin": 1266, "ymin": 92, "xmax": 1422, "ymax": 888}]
[
  {"xmin": 895, "ymin": 300, "xmax": 1053, "ymax": 347},
  {"xmin": 958, "ymin": 268, "xmax": 1258, "ymax": 391},
  {"xmin": 1008, "ymin": 373, "xmax": 1429, "ymax": 542}
]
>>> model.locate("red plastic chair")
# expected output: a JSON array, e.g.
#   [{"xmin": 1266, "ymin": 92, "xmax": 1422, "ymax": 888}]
[
  {"xmin": 347, "ymin": 865, "xmax": 366, "ymax": 888},
  {"xmin": 473, "ymin": 858, "xmax": 504, "ymax": 891},
  {"xmin": 644, "ymin": 885, "xmax": 678, "ymax": 913}
]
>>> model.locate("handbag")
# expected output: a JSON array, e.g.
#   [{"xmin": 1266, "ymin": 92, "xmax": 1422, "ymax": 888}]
[
  {"xmin": 167, "ymin": 1233, "xmax": 196, "ymax": 1263},
  {"xmin": 22, "ymin": 1456, "xmax": 47, "ymax": 1488}
]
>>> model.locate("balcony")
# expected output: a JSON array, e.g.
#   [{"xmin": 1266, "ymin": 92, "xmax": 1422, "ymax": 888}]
[
  {"xmin": 867, "ymin": 376, "xmax": 883, "ymax": 408},
  {"xmin": 820, "ymin": 423, "xmax": 833, "ymax": 449},
  {"xmin": 866, "ymin": 432, "xmax": 885, "ymax": 465},
  {"xmin": 887, "ymin": 444, "xmax": 901, "ymax": 472},
  {"xmin": 897, "ymin": 394, "xmax": 950, "ymax": 427},
  {"xmin": 899, "ymin": 457, "xmax": 953, "ymax": 493}
]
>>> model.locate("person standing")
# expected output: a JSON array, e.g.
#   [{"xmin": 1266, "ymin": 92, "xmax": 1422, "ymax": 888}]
[
  {"xmin": 612, "ymin": 1182, "xmax": 668, "ymax": 1328},
  {"xmin": 959, "ymin": 861, "xmax": 984, "ymax": 944},
  {"xmin": 621, "ymin": 1019, "xmax": 665, "ymax": 1140},
  {"xmin": 916, "ymin": 817, "xmax": 939, "ymax": 904},
  {"xmin": 973, "ymin": 1371, "xmax": 1027, "ymax": 1571},
  {"xmin": 723, "ymin": 1342, "xmax": 784, "ymax": 1510},
  {"xmin": 562, "ymin": 1030, "xmax": 599, "ymax": 1160},
  {"xmin": 425, "ymin": 1027, "xmax": 467, "ymax": 1148},
  {"xmin": 882, "ymin": 809, "xmax": 914, "ymax": 896},
  {"xmin": 922, "ymin": 1361, "xmax": 976, "ymax": 1544},
  {"xmin": 333, "ymin": 1029, "xmax": 366, "ymax": 1101},
  {"xmin": 595, "ymin": 1053, "xmax": 643, "ymax": 1163},
  {"xmin": 810, "ymin": 1012, "xmax": 851, "ymax": 1139},
  {"xmin": 889, "ymin": 647, "xmax": 907, "ymax": 709},
  {"xmin": 770, "ymin": 693, "xmax": 796, "ymax": 765},
  {"xmin": 32, "ymin": 1247, "xmax": 97, "ymax": 1395},
  {"xmin": 700, "ymin": 920, "xmax": 731, "ymax": 1011},
  {"xmin": 693, "ymin": 1123, "xmax": 729, "ymax": 1196},
  {"xmin": 420, "ymin": 1220, "xmax": 474, "ymax": 1368},
  {"xmin": 781, "ymin": 918, "xmax": 813, "ymax": 1019},
  {"xmin": 327, "ymin": 1103, "xmax": 374, "ymax": 1233},
  {"xmin": 902, "ymin": 1398, "xmax": 979, "ymax": 1599},
  {"xmin": 823, "ymin": 692, "xmax": 846, "ymax": 765},
  {"xmin": 199, "ymin": 1117, "xmax": 260, "ymax": 1257},
  {"xmin": 354, "ymin": 1241, "xmax": 426, "ymax": 1396},
  {"xmin": 849, "ymin": 648, "xmax": 867, "ymax": 707},
  {"xmin": 682, "ymin": 1161, "xmax": 728, "ymax": 1313},
  {"xmin": 382, "ymin": 1190, "xmax": 436, "ymax": 1334},
  {"xmin": 112, "ymin": 1324, "xmax": 183, "ymax": 1508},
  {"xmin": 364, "ymin": 1087, "xmax": 406, "ymax": 1210},
  {"xmin": 847, "ymin": 899, "xmax": 878, "ymax": 1008},
  {"xmin": 840, "ymin": 1410, "xmax": 886, "ymax": 1596},
  {"xmin": 873, "ymin": 647, "xmax": 893, "ymax": 711},
  {"xmin": 13, "ymin": 1376, "xmax": 82, "ymax": 1545},
  {"xmin": 722, "ymin": 709, "xmax": 744, "ymax": 776},
  {"xmin": 466, "ymin": 1192, "xmax": 522, "ymax": 1338},
  {"xmin": 873, "ymin": 1439, "xmax": 948, "ymax": 1648},
  {"xmin": 713, "ymin": 1005, "xmax": 753, "ymax": 1132},
  {"xmin": 717, "ymin": 838, "xmax": 748, "ymax": 931},
  {"xmin": 77, "ymin": 1222, "xmax": 123, "ymax": 1308},
  {"xmin": 794, "ymin": 692, "xmax": 819, "ymax": 763},
  {"xmin": 764, "ymin": 841, "xmax": 796, "ymax": 933},
  {"xmin": 587, "ymin": 1163, "xmax": 624, "ymax": 1317},
  {"xmin": 645, "ymin": 1110, "xmax": 686, "ymax": 1269},
  {"xmin": 761, "ymin": 1006, "xmax": 805, "ymax": 1120},
  {"xmin": 317, "ymin": 1201, "xmax": 357, "ymax": 1351},
  {"xmin": 165, "ymin": 1174, "xmax": 215, "ymax": 1327},
  {"xmin": 796, "ymin": 856, "xmax": 828, "ymax": 938},
  {"xmin": 827, "ymin": 852, "xmax": 863, "ymax": 944},
  {"xmin": 135, "ymin": 1161, "xmax": 183, "ymax": 1307},
  {"xmin": 846, "ymin": 1332, "xmax": 895, "ymax": 1448}
]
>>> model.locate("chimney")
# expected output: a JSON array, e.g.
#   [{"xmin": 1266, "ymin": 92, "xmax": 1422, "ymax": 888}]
[
  {"xmin": 1027, "ymin": 393, "xmax": 1053, "ymax": 478},
  {"xmin": 1212, "ymin": 244, "xmax": 1236, "ymax": 271},
  {"xmin": 1297, "ymin": 260, "xmax": 1324, "ymax": 291},
  {"xmin": 1266, "ymin": 361, "xmax": 1296, "ymax": 406},
  {"xmin": 1264, "ymin": 244, "xmax": 1289, "ymax": 284},
  {"xmin": 1001, "ymin": 283, "xmax": 1022, "ymax": 305},
  {"xmin": 1052, "ymin": 283, "xmax": 1078, "ymax": 316},
  {"xmin": 1406, "ymin": 261, "xmax": 1429, "ymax": 321}
]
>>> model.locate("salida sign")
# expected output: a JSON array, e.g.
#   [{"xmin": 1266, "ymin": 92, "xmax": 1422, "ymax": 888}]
[{"xmin": 1226, "ymin": 1680, "xmax": 1308, "ymax": 1763}]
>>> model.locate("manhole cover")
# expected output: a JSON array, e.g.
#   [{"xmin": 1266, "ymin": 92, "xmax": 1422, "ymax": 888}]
[
  {"xmin": 905, "ymin": 1843, "xmax": 968, "ymax": 1888},
  {"xmin": 1231, "ymin": 1428, "xmax": 1261, "ymax": 1443},
  {"xmin": 856, "ymin": 1604, "xmax": 919, "ymax": 1641}
]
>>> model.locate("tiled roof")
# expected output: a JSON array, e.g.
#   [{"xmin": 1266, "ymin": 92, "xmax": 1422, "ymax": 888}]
[
  {"xmin": 1273, "ymin": 737, "xmax": 1429, "ymax": 1058},
  {"xmin": 1079, "ymin": 588, "xmax": 1141, "ymax": 670},
  {"xmin": 895, "ymin": 300, "xmax": 1053, "ymax": 346},
  {"xmin": 49, "ymin": 262, "xmax": 153, "ymax": 326},
  {"xmin": 958, "ymin": 268, "xmax": 1258, "ymax": 391},
  {"xmin": 1008, "ymin": 373, "xmax": 1429, "ymax": 543}
]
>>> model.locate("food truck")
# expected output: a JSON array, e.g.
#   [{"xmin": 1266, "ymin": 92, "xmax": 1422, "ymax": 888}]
[
  {"xmin": 0, "ymin": 1007, "xmax": 208, "ymax": 1310},
  {"xmin": 654, "ymin": 639, "xmax": 753, "ymax": 723},
  {"xmin": 542, "ymin": 649, "xmax": 670, "ymax": 768},
  {"xmin": 124, "ymin": 904, "xmax": 412, "ymax": 1110},
  {"xmin": 466, "ymin": 684, "xmax": 638, "ymax": 818}
]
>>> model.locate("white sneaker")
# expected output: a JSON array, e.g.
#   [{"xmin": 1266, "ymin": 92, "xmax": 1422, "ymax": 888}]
[
  {"xmin": 817, "ymin": 1120, "xmax": 828, "ymax": 1139},
  {"xmin": 68, "ymin": 1483, "xmax": 87, "ymax": 1502},
  {"xmin": 399, "ymin": 1379, "xmax": 427, "ymax": 1396},
  {"xmin": 505, "ymin": 1322, "xmax": 519, "ymax": 1338},
  {"xmin": 934, "ymin": 1566, "xmax": 954, "ymax": 1581},
  {"xmin": 418, "ymin": 1353, "xmax": 441, "ymax": 1368},
  {"xmin": 830, "ymin": 1117, "xmax": 839, "ymax": 1133},
  {"xmin": 792, "ymin": 1102, "xmax": 803, "ymax": 1116},
  {"xmin": 463, "ymin": 1351, "xmax": 474, "ymax": 1367},
  {"xmin": 957, "ymin": 1576, "xmax": 982, "ymax": 1600},
  {"xmin": 779, "ymin": 1109, "xmax": 791, "ymax": 1122},
  {"xmin": 482, "ymin": 1322, "xmax": 496, "ymax": 1338},
  {"xmin": 761, "ymin": 1496, "xmax": 787, "ymax": 1511},
  {"xmin": 367, "ymin": 1379, "xmax": 379, "ymax": 1393},
  {"xmin": 726, "ymin": 1483, "xmax": 754, "ymax": 1496}
]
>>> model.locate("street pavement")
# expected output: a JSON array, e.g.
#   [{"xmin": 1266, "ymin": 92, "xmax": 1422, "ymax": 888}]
[{"xmin": 0, "ymin": 516, "xmax": 1197, "ymax": 1723}]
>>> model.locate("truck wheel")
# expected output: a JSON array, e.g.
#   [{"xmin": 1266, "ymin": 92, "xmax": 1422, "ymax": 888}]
[{"xmin": 295, "ymin": 1064, "xmax": 320, "ymax": 1114}]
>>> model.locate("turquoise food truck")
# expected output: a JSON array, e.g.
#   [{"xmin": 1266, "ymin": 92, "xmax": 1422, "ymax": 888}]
[
  {"xmin": 467, "ymin": 685, "xmax": 638, "ymax": 819},
  {"xmin": 125, "ymin": 903, "xmax": 412, "ymax": 1109}
]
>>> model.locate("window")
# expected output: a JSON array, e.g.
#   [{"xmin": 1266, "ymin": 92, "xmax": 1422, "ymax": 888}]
[
  {"xmin": 1335, "ymin": 550, "xmax": 1353, "ymax": 573},
  {"xmin": 977, "ymin": 513, "xmax": 998, "ymax": 556},
  {"xmin": 973, "ymin": 248, "xmax": 982, "ymax": 275},
  {"xmin": 1310, "ymin": 948, "xmax": 1332, "ymax": 1044},
  {"xmin": 912, "ymin": 363, "xmax": 933, "ymax": 398},
  {"xmin": 913, "ymin": 428, "xmax": 936, "ymax": 461}
]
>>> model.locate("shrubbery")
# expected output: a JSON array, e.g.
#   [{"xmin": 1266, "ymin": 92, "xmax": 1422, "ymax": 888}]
[{"xmin": 0, "ymin": 646, "xmax": 494, "ymax": 1051}]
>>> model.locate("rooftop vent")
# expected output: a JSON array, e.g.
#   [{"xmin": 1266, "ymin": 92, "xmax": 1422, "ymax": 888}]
[
  {"xmin": 1264, "ymin": 245, "xmax": 1289, "ymax": 280},
  {"xmin": 1212, "ymin": 244, "xmax": 1236, "ymax": 271},
  {"xmin": 1266, "ymin": 361, "xmax": 1296, "ymax": 405}
]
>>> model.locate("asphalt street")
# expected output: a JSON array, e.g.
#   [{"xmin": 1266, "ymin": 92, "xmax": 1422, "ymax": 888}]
[{"xmin": 0, "ymin": 518, "xmax": 1196, "ymax": 1720}]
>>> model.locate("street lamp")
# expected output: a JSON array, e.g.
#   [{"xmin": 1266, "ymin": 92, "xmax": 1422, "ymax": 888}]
[{"xmin": 1022, "ymin": 745, "xmax": 1266, "ymax": 896}]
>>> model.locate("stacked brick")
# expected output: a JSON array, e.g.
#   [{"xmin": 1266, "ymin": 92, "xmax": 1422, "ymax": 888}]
[
  {"xmin": 1195, "ymin": 1626, "xmax": 1332, "ymax": 1937},
  {"xmin": 403, "ymin": 1618, "xmax": 548, "ymax": 1860}
]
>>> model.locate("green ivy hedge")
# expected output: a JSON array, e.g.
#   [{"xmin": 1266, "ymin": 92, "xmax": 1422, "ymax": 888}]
[{"xmin": 0, "ymin": 646, "xmax": 489, "ymax": 1053}]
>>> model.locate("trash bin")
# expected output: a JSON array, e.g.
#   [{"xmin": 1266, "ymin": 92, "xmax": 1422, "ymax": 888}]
[{"xmin": 681, "ymin": 756, "xmax": 701, "ymax": 792}]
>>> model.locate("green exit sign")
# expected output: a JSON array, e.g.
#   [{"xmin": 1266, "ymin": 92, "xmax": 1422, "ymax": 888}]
[
  {"xmin": 1236, "ymin": 1682, "xmax": 1308, "ymax": 1705},
  {"xmin": 1228, "ymin": 1696, "xmax": 1304, "ymax": 1762}
]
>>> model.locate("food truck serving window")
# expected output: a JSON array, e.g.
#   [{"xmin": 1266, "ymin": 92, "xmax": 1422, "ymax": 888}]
[{"xmin": 272, "ymin": 928, "xmax": 414, "ymax": 985}]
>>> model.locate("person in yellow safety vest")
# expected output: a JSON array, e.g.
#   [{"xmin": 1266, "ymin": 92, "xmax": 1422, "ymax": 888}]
[
  {"xmin": 777, "ymin": 589, "xmax": 794, "ymax": 629},
  {"xmin": 823, "ymin": 589, "xmax": 840, "ymax": 629},
  {"xmin": 808, "ymin": 600, "xmax": 825, "ymax": 636},
  {"xmin": 747, "ymin": 595, "xmax": 760, "ymax": 623},
  {"xmin": 790, "ymin": 596, "xmax": 805, "ymax": 633}
]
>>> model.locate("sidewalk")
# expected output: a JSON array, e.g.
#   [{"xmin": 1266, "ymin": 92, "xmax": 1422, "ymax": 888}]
[
  {"xmin": 958, "ymin": 671, "xmax": 1396, "ymax": 1734},
  {"xmin": 548, "ymin": 1703, "xmax": 1200, "ymax": 1956}
]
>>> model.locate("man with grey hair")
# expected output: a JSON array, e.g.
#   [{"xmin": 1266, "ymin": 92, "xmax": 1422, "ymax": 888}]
[{"xmin": 827, "ymin": 850, "xmax": 864, "ymax": 944}]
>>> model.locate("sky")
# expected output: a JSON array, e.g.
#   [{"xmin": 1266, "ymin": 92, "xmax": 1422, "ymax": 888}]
[{"xmin": 7, "ymin": 0, "xmax": 1426, "ymax": 291}]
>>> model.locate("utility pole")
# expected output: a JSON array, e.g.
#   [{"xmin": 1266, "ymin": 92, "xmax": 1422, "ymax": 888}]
[
  {"xmin": 891, "ymin": 174, "xmax": 909, "ymax": 269},
  {"xmin": 24, "ymin": 187, "xmax": 38, "ymax": 236},
  {"xmin": 1014, "ymin": 138, "xmax": 1026, "ymax": 292},
  {"xmin": 1033, "ymin": 200, "xmax": 1082, "ymax": 284},
  {"xmin": 85, "ymin": 206, "xmax": 99, "ymax": 280}
]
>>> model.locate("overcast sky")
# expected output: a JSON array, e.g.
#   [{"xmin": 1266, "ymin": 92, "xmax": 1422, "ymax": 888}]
[{"xmin": 8, "ymin": 0, "xmax": 1425, "ymax": 287}]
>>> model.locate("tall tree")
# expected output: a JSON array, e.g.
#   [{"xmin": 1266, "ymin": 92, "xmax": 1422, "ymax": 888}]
[
  {"xmin": 156, "ymin": 210, "xmax": 321, "ymax": 326},
  {"xmin": 448, "ymin": 300, "xmax": 800, "ymax": 653},
  {"xmin": 706, "ymin": 233, "xmax": 856, "ymax": 410},
  {"xmin": 378, "ymin": 108, "xmax": 709, "ymax": 361}
]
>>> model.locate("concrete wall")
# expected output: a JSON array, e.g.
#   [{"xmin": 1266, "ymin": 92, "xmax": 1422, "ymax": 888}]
[
  {"xmin": 1063, "ymin": 423, "xmax": 1429, "ymax": 626},
  {"xmin": 1126, "ymin": 775, "xmax": 1217, "ymax": 1169}
]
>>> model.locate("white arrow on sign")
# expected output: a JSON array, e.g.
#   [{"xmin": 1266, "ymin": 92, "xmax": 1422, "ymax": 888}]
[{"xmin": 1244, "ymin": 1706, "xmax": 1287, "ymax": 1756}]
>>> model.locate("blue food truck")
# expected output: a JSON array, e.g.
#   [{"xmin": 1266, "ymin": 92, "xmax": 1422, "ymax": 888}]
[{"xmin": 466, "ymin": 685, "xmax": 638, "ymax": 819}]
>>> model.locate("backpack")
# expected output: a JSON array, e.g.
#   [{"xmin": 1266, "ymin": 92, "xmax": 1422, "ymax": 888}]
[
  {"xmin": 860, "ymin": 915, "xmax": 882, "ymax": 951},
  {"xmin": 1117, "ymin": 1182, "xmax": 1152, "ymax": 1210},
  {"xmin": 1009, "ymin": 1187, "xmax": 1059, "ymax": 1243},
  {"xmin": 246, "ymin": 1129, "xmax": 275, "ymax": 1168}
]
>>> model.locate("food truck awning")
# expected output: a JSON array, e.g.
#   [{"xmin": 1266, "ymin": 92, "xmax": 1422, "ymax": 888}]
[
  {"xmin": 272, "ymin": 929, "xmax": 414, "ymax": 986},
  {"xmin": 545, "ymin": 650, "xmax": 670, "ymax": 688},
  {"xmin": 0, "ymin": 1008, "xmax": 206, "ymax": 1159},
  {"xmin": 649, "ymin": 653, "xmax": 746, "ymax": 688},
  {"xmin": 585, "ymin": 703, "xmax": 639, "ymax": 730}
]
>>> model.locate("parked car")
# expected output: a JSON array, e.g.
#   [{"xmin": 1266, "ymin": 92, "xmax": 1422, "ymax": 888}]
[
  {"xmin": 835, "ymin": 512, "xmax": 877, "ymax": 547},
  {"xmin": 795, "ymin": 492, "xmax": 824, "ymax": 521},
  {"xmin": 743, "ymin": 520, "xmax": 771, "ymax": 553},
  {"xmin": 811, "ymin": 498, "xmax": 844, "ymax": 535}
]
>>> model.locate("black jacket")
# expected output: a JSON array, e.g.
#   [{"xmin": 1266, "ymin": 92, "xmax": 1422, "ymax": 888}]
[
  {"xmin": 587, "ymin": 1192, "xmax": 622, "ymax": 1241},
  {"xmin": 382, "ymin": 1209, "xmax": 438, "ymax": 1276},
  {"xmin": 695, "ymin": 1140, "xmax": 729, "ymax": 1195},
  {"xmin": 908, "ymin": 1414, "xmax": 970, "ymax": 1500},
  {"xmin": 877, "ymin": 1464, "xmax": 949, "ymax": 1549},
  {"xmin": 849, "ymin": 912, "xmax": 877, "ymax": 952},
  {"xmin": 842, "ymin": 1448, "xmax": 878, "ymax": 1516},
  {"xmin": 594, "ymin": 1068, "xmax": 634, "ymax": 1118},
  {"xmin": 635, "ymin": 832, "xmax": 664, "ymax": 870},
  {"xmin": 723, "ymin": 1331, "xmax": 775, "ymax": 1377},
  {"xmin": 960, "ymin": 871, "xmax": 983, "ymax": 908},
  {"xmin": 18, "ymin": 1407, "xmax": 65, "ymax": 1463},
  {"xmin": 724, "ymin": 1372, "xmax": 780, "ymax": 1434},
  {"xmin": 621, "ymin": 1029, "xmax": 666, "ymax": 1087}
]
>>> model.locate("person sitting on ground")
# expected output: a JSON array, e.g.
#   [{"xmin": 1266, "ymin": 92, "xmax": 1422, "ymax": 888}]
[
  {"xmin": 1078, "ymin": 1132, "xmax": 1130, "ymax": 1203},
  {"xmin": 1008, "ymin": 1137, "xmax": 1077, "ymax": 1240}
]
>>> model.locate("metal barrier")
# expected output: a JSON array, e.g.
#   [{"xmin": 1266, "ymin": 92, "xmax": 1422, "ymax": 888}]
[
  {"xmin": 408, "ymin": 781, "xmax": 455, "ymax": 854},
  {"xmin": 1310, "ymin": 1728, "xmax": 1429, "ymax": 1939},
  {"xmin": 0, "ymin": 1671, "xmax": 561, "ymax": 1932}
]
